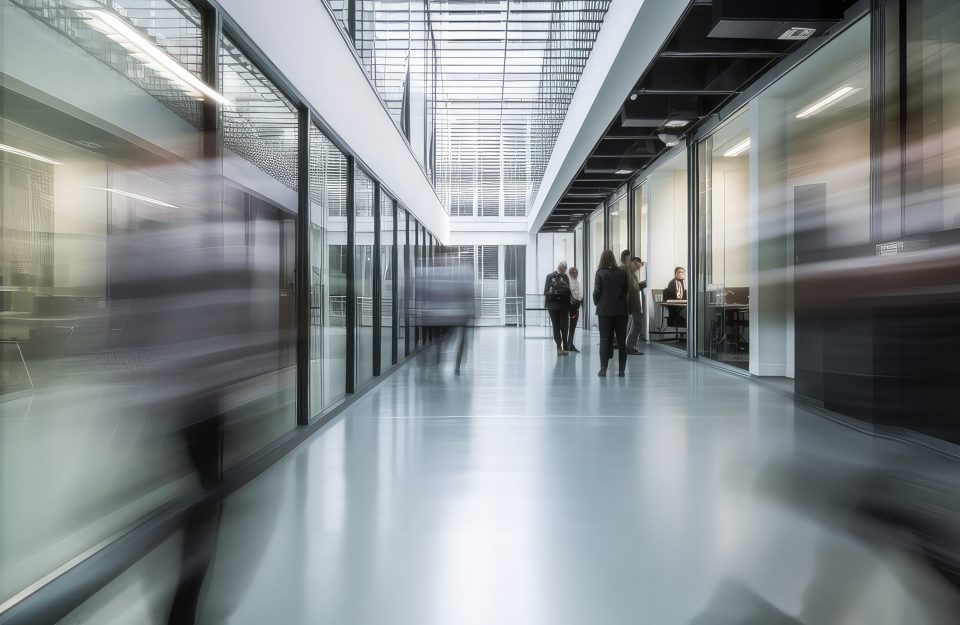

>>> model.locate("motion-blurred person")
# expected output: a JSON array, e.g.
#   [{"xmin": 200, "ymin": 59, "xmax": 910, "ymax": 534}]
[
  {"xmin": 109, "ymin": 206, "xmax": 282, "ymax": 625},
  {"xmin": 593, "ymin": 250, "xmax": 628, "ymax": 377},
  {"xmin": 421, "ymin": 251, "xmax": 474, "ymax": 375},
  {"xmin": 543, "ymin": 261, "xmax": 571, "ymax": 356},
  {"xmin": 692, "ymin": 444, "xmax": 960, "ymax": 625},
  {"xmin": 566, "ymin": 266, "xmax": 583, "ymax": 353},
  {"xmin": 625, "ymin": 256, "xmax": 645, "ymax": 355}
]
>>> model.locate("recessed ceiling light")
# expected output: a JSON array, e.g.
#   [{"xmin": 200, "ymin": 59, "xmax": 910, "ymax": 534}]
[
  {"xmin": 0, "ymin": 143, "xmax": 63, "ymax": 165},
  {"xmin": 88, "ymin": 186, "xmax": 178, "ymax": 208},
  {"xmin": 80, "ymin": 9, "xmax": 232, "ymax": 106},
  {"xmin": 664, "ymin": 120, "xmax": 689, "ymax": 128},
  {"xmin": 629, "ymin": 93, "xmax": 638, "ymax": 101},
  {"xmin": 796, "ymin": 86, "xmax": 856, "ymax": 119},
  {"xmin": 615, "ymin": 169, "xmax": 633, "ymax": 175},
  {"xmin": 723, "ymin": 138, "xmax": 750, "ymax": 158}
]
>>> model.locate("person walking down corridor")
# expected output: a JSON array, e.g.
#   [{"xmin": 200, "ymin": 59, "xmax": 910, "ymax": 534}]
[
  {"xmin": 593, "ymin": 250, "xmax": 629, "ymax": 377},
  {"xmin": 625, "ymin": 256, "xmax": 645, "ymax": 355},
  {"xmin": 566, "ymin": 266, "xmax": 584, "ymax": 353},
  {"xmin": 543, "ymin": 261, "xmax": 571, "ymax": 356}
]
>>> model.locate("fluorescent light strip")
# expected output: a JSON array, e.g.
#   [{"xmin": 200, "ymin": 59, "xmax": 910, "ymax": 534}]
[
  {"xmin": 0, "ymin": 143, "xmax": 63, "ymax": 165},
  {"xmin": 88, "ymin": 187, "xmax": 178, "ymax": 209},
  {"xmin": 80, "ymin": 9, "xmax": 232, "ymax": 107},
  {"xmin": 796, "ymin": 86, "xmax": 855, "ymax": 119},
  {"xmin": 723, "ymin": 138, "xmax": 750, "ymax": 158}
]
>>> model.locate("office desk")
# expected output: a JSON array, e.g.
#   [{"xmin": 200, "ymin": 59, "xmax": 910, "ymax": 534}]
[
  {"xmin": 705, "ymin": 303, "xmax": 749, "ymax": 353},
  {"xmin": 656, "ymin": 300, "xmax": 687, "ymax": 339}
]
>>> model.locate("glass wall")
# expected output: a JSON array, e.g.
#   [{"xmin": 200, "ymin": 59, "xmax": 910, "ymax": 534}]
[
  {"xmin": 0, "ymin": 0, "xmax": 437, "ymax": 611},
  {"xmin": 380, "ymin": 189, "xmax": 395, "ymax": 371},
  {"xmin": 398, "ymin": 207, "xmax": 409, "ymax": 356},
  {"xmin": 587, "ymin": 207, "xmax": 605, "ymax": 331},
  {"xmin": 309, "ymin": 125, "xmax": 349, "ymax": 414},
  {"xmin": 608, "ymin": 187, "xmax": 628, "ymax": 258},
  {"xmin": 354, "ymin": 166, "xmax": 376, "ymax": 387},
  {"xmin": 646, "ymin": 149, "xmax": 689, "ymax": 350},
  {"xmin": 696, "ymin": 110, "xmax": 751, "ymax": 369}
]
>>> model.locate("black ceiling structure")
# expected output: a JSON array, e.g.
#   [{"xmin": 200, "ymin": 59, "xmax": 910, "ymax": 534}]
[{"xmin": 540, "ymin": 0, "xmax": 859, "ymax": 232}]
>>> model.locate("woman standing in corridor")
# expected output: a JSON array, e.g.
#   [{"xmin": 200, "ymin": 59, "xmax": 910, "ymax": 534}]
[{"xmin": 592, "ymin": 250, "xmax": 629, "ymax": 377}]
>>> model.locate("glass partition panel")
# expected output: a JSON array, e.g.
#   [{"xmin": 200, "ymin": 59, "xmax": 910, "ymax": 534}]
[
  {"xmin": 309, "ymin": 125, "xmax": 349, "ymax": 413},
  {"xmin": 219, "ymin": 35, "xmax": 298, "ymax": 467},
  {"xmin": 397, "ymin": 207, "xmax": 408, "ymax": 357},
  {"xmin": 587, "ymin": 207, "xmax": 605, "ymax": 331},
  {"xmin": 608, "ymin": 189, "xmax": 628, "ymax": 260},
  {"xmin": 0, "ymin": 0, "xmax": 208, "ymax": 602},
  {"xmin": 354, "ymin": 166, "xmax": 375, "ymax": 386},
  {"xmin": 647, "ymin": 149, "xmax": 689, "ymax": 350},
  {"xmin": 697, "ymin": 110, "xmax": 750, "ymax": 369},
  {"xmin": 380, "ymin": 189, "xmax": 395, "ymax": 370}
]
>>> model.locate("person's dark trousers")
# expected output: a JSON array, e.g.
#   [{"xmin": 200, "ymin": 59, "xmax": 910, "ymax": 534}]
[
  {"xmin": 454, "ymin": 325, "xmax": 468, "ymax": 373},
  {"xmin": 566, "ymin": 312, "xmax": 579, "ymax": 350},
  {"xmin": 598, "ymin": 314, "xmax": 628, "ymax": 372},
  {"xmin": 168, "ymin": 412, "xmax": 223, "ymax": 625},
  {"xmin": 548, "ymin": 308, "xmax": 569, "ymax": 350},
  {"xmin": 626, "ymin": 311, "xmax": 643, "ymax": 350}
]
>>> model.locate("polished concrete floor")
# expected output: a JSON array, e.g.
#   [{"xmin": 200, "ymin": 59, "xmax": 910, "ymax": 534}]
[{"xmin": 60, "ymin": 328, "xmax": 958, "ymax": 625}]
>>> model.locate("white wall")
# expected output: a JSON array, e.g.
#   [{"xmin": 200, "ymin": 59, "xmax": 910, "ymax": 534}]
[{"xmin": 216, "ymin": 0, "xmax": 449, "ymax": 241}]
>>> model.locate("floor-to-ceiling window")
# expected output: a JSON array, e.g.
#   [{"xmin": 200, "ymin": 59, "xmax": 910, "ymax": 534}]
[
  {"xmin": 354, "ymin": 166, "xmax": 375, "ymax": 386},
  {"xmin": 646, "ymin": 149, "xmax": 688, "ymax": 350},
  {"xmin": 309, "ymin": 125, "xmax": 349, "ymax": 413},
  {"xmin": 586, "ymin": 207, "xmax": 605, "ymax": 331},
  {"xmin": 398, "ymin": 207, "xmax": 409, "ymax": 356},
  {"xmin": 380, "ymin": 189, "xmax": 395, "ymax": 370},
  {"xmin": 696, "ymin": 110, "xmax": 750, "ymax": 369},
  {"xmin": 608, "ymin": 186, "xmax": 628, "ymax": 258}
]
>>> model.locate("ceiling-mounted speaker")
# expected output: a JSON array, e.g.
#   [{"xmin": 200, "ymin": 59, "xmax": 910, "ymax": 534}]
[{"xmin": 708, "ymin": 0, "xmax": 843, "ymax": 40}]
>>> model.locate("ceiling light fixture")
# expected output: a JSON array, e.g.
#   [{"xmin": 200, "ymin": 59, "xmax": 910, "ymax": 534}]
[
  {"xmin": 657, "ymin": 132, "xmax": 681, "ymax": 147},
  {"xmin": 615, "ymin": 169, "xmax": 633, "ymax": 175},
  {"xmin": 664, "ymin": 120, "xmax": 689, "ymax": 128},
  {"xmin": 88, "ymin": 187, "xmax": 178, "ymax": 208},
  {"xmin": 723, "ymin": 138, "xmax": 750, "ymax": 158},
  {"xmin": 0, "ymin": 143, "xmax": 63, "ymax": 165},
  {"xmin": 80, "ymin": 9, "xmax": 232, "ymax": 106},
  {"xmin": 795, "ymin": 86, "xmax": 855, "ymax": 119},
  {"xmin": 629, "ymin": 93, "xmax": 638, "ymax": 101}
]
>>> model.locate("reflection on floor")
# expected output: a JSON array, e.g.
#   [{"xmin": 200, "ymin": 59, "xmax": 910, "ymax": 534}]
[{"xmin": 59, "ymin": 328, "xmax": 959, "ymax": 625}]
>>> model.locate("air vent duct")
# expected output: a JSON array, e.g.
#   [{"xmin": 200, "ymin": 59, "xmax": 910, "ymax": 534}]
[{"xmin": 708, "ymin": 0, "xmax": 843, "ymax": 40}]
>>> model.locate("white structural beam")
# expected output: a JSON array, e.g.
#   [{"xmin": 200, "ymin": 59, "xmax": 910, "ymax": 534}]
[{"xmin": 527, "ymin": 0, "xmax": 688, "ymax": 234}]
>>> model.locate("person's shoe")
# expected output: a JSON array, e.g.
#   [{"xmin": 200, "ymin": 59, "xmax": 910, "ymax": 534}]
[
  {"xmin": 568, "ymin": 345, "xmax": 580, "ymax": 353},
  {"xmin": 618, "ymin": 371, "xmax": 626, "ymax": 377},
  {"xmin": 628, "ymin": 349, "xmax": 643, "ymax": 355},
  {"xmin": 597, "ymin": 368, "xmax": 607, "ymax": 377}
]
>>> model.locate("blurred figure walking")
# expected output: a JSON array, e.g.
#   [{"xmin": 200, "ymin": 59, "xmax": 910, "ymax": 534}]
[
  {"xmin": 593, "ymin": 250, "xmax": 628, "ymax": 377},
  {"xmin": 543, "ymin": 261, "xmax": 571, "ymax": 356},
  {"xmin": 421, "ymin": 250, "xmax": 475, "ymax": 374},
  {"xmin": 625, "ymin": 256, "xmax": 645, "ymax": 355},
  {"xmin": 566, "ymin": 266, "xmax": 584, "ymax": 353}
]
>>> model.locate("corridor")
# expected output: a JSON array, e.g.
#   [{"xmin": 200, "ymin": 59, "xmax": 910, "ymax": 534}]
[{"xmin": 62, "ymin": 329, "xmax": 958, "ymax": 625}]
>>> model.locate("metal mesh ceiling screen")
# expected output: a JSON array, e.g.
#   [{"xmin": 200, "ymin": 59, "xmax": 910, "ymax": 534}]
[{"xmin": 331, "ymin": 0, "xmax": 611, "ymax": 218}]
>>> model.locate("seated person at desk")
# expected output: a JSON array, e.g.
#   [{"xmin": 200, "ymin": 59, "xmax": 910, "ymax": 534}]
[
  {"xmin": 663, "ymin": 266, "xmax": 687, "ymax": 328},
  {"xmin": 664, "ymin": 266, "xmax": 687, "ymax": 301}
]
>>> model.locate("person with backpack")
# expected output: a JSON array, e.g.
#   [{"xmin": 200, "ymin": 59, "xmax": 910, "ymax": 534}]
[{"xmin": 543, "ymin": 261, "xmax": 571, "ymax": 355}]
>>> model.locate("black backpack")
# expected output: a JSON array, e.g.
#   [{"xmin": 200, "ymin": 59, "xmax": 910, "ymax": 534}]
[{"xmin": 546, "ymin": 273, "xmax": 569, "ymax": 301}]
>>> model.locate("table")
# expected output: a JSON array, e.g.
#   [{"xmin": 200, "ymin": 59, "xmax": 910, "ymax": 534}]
[
  {"xmin": 705, "ymin": 303, "xmax": 749, "ymax": 353},
  {"xmin": 656, "ymin": 300, "xmax": 687, "ymax": 339}
]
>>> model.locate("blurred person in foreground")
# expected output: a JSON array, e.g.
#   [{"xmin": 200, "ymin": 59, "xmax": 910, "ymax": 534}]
[
  {"xmin": 691, "ymin": 442, "xmax": 960, "ymax": 625},
  {"xmin": 421, "ymin": 250, "xmax": 474, "ymax": 375},
  {"xmin": 593, "ymin": 250, "xmax": 628, "ymax": 377},
  {"xmin": 566, "ymin": 266, "xmax": 583, "ymax": 353},
  {"xmin": 110, "ymin": 206, "xmax": 281, "ymax": 625},
  {"xmin": 543, "ymin": 261, "xmax": 571, "ymax": 356}
]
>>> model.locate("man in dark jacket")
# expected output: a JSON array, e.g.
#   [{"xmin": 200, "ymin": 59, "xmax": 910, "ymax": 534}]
[{"xmin": 543, "ymin": 261, "xmax": 571, "ymax": 355}]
